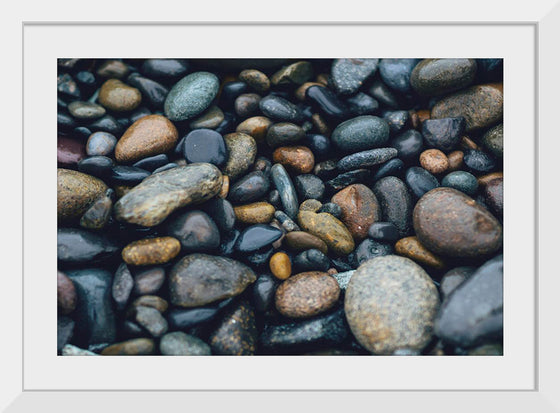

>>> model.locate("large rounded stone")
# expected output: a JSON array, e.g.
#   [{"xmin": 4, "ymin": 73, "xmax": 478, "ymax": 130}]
[
  {"xmin": 275, "ymin": 271, "xmax": 340, "ymax": 318},
  {"xmin": 160, "ymin": 332, "xmax": 211, "ymax": 355},
  {"xmin": 331, "ymin": 184, "xmax": 381, "ymax": 241},
  {"xmin": 114, "ymin": 164, "xmax": 222, "ymax": 227},
  {"xmin": 114, "ymin": 114, "xmax": 178, "ymax": 163},
  {"xmin": 345, "ymin": 255, "xmax": 440, "ymax": 355},
  {"xmin": 57, "ymin": 169, "xmax": 108, "ymax": 223},
  {"xmin": 164, "ymin": 71, "xmax": 220, "ymax": 121},
  {"xmin": 169, "ymin": 254, "xmax": 257, "ymax": 307},
  {"xmin": 413, "ymin": 187, "xmax": 502, "ymax": 258}
]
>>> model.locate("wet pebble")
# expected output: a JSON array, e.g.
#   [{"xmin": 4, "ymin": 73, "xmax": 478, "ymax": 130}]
[
  {"xmin": 209, "ymin": 300, "xmax": 257, "ymax": 355},
  {"xmin": 422, "ymin": 117, "xmax": 465, "ymax": 152},
  {"xmin": 167, "ymin": 210, "xmax": 220, "ymax": 251},
  {"xmin": 160, "ymin": 332, "xmax": 211, "ymax": 355},
  {"xmin": 372, "ymin": 176, "xmax": 413, "ymax": 236},
  {"xmin": 405, "ymin": 166, "xmax": 440, "ymax": 199},
  {"xmin": 348, "ymin": 238, "xmax": 393, "ymax": 267},
  {"xmin": 99, "ymin": 79, "xmax": 142, "ymax": 112},
  {"xmin": 164, "ymin": 71, "xmax": 219, "ymax": 121},
  {"xmin": 331, "ymin": 58, "xmax": 379, "ymax": 95},
  {"xmin": 293, "ymin": 249, "xmax": 330, "ymax": 272},
  {"xmin": 463, "ymin": 149, "xmax": 496, "ymax": 174},
  {"xmin": 122, "ymin": 237, "xmax": 181, "ymax": 266},
  {"xmin": 367, "ymin": 222, "xmax": 400, "ymax": 242},
  {"xmin": 183, "ymin": 129, "xmax": 228, "ymax": 166},
  {"xmin": 222, "ymin": 132, "xmax": 257, "ymax": 180},
  {"xmin": 68, "ymin": 101, "xmax": 106, "ymax": 120},
  {"xmin": 259, "ymin": 94, "xmax": 304, "ymax": 122},
  {"xmin": 441, "ymin": 171, "xmax": 478, "ymax": 196},
  {"xmin": 337, "ymin": 147, "xmax": 397, "ymax": 171},
  {"xmin": 331, "ymin": 115, "xmax": 390, "ymax": 152}
]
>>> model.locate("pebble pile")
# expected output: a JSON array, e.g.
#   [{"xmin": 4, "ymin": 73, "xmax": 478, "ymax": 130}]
[{"xmin": 57, "ymin": 58, "xmax": 503, "ymax": 356}]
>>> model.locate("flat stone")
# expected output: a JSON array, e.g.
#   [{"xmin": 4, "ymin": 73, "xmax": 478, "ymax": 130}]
[
  {"xmin": 114, "ymin": 164, "xmax": 223, "ymax": 227},
  {"xmin": 169, "ymin": 254, "xmax": 257, "ymax": 307},
  {"xmin": 345, "ymin": 255, "xmax": 440, "ymax": 354},
  {"xmin": 122, "ymin": 237, "xmax": 181, "ymax": 266},
  {"xmin": 283, "ymin": 231, "xmax": 328, "ymax": 255},
  {"xmin": 235, "ymin": 224, "xmax": 283, "ymax": 252},
  {"xmin": 141, "ymin": 59, "xmax": 189, "ymax": 80},
  {"xmin": 270, "ymin": 163, "xmax": 299, "ymax": 220},
  {"xmin": 114, "ymin": 114, "xmax": 179, "ymax": 163},
  {"xmin": 234, "ymin": 202, "xmax": 276, "ymax": 224},
  {"xmin": 297, "ymin": 210, "xmax": 354, "ymax": 256},
  {"xmin": 160, "ymin": 332, "xmax": 211, "ymax": 355},
  {"xmin": 97, "ymin": 60, "xmax": 129, "ymax": 79},
  {"xmin": 68, "ymin": 101, "xmax": 106, "ymax": 120},
  {"xmin": 164, "ymin": 71, "xmax": 220, "ymax": 121},
  {"xmin": 413, "ymin": 187, "xmax": 503, "ymax": 257},
  {"xmin": 101, "ymin": 338, "xmax": 156, "ymax": 355},
  {"xmin": 134, "ymin": 305, "xmax": 168, "ymax": 338},
  {"xmin": 167, "ymin": 210, "xmax": 220, "ymax": 251},
  {"xmin": 57, "ymin": 228, "xmax": 120, "ymax": 265},
  {"xmin": 259, "ymin": 94, "xmax": 304, "ymax": 122},
  {"xmin": 368, "ymin": 222, "xmax": 400, "ymax": 242},
  {"xmin": 129, "ymin": 295, "xmax": 169, "ymax": 314},
  {"xmin": 372, "ymin": 176, "xmax": 413, "ymax": 236},
  {"xmin": 57, "ymin": 168, "xmax": 108, "ymax": 223},
  {"xmin": 395, "ymin": 236, "xmax": 446, "ymax": 270},
  {"xmin": 337, "ymin": 148, "xmax": 397, "ymax": 172},
  {"xmin": 228, "ymin": 171, "xmax": 270, "ymax": 204},
  {"xmin": 112, "ymin": 262, "xmax": 134, "ymax": 310}
]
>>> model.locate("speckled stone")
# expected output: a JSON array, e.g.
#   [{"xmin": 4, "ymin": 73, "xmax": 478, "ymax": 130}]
[
  {"xmin": 122, "ymin": 237, "xmax": 180, "ymax": 266},
  {"xmin": 271, "ymin": 163, "xmax": 299, "ymax": 220},
  {"xmin": 169, "ymin": 254, "xmax": 256, "ymax": 307},
  {"xmin": 209, "ymin": 300, "xmax": 257, "ymax": 355},
  {"xmin": 98, "ymin": 79, "xmax": 142, "ymax": 112},
  {"xmin": 331, "ymin": 58, "xmax": 379, "ymax": 95},
  {"xmin": 440, "ymin": 266, "xmax": 475, "ymax": 300},
  {"xmin": 79, "ymin": 195, "xmax": 112, "ymax": 229},
  {"xmin": 222, "ymin": 132, "xmax": 257, "ymax": 180},
  {"xmin": 463, "ymin": 149, "xmax": 496, "ymax": 174},
  {"xmin": 236, "ymin": 116, "xmax": 272, "ymax": 143},
  {"xmin": 57, "ymin": 169, "xmax": 108, "ymax": 223},
  {"xmin": 410, "ymin": 59, "xmax": 477, "ymax": 96},
  {"xmin": 164, "ymin": 71, "xmax": 220, "ymax": 121},
  {"xmin": 435, "ymin": 255, "xmax": 503, "ymax": 347},
  {"xmin": 114, "ymin": 114, "xmax": 178, "ymax": 163},
  {"xmin": 111, "ymin": 262, "xmax": 134, "ymax": 310},
  {"xmin": 372, "ymin": 176, "xmax": 413, "ymax": 236},
  {"xmin": 395, "ymin": 236, "xmax": 446, "ymax": 269},
  {"xmin": 419, "ymin": 149, "xmax": 450, "ymax": 175},
  {"xmin": 331, "ymin": 116, "xmax": 390, "ymax": 152},
  {"xmin": 275, "ymin": 271, "xmax": 340, "ymax": 318},
  {"xmin": 97, "ymin": 60, "xmax": 129, "ymax": 79},
  {"xmin": 272, "ymin": 146, "xmax": 315, "ymax": 174},
  {"xmin": 413, "ymin": 187, "xmax": 503, "ymax": 257},
  {"xmin": 133, "ymin": 267, "xmax": 165, "ymax": 296},
  {"xmin": 114, "ymin": 164, "xmax": 223, "ymax": 227},
  {"xmin": 101, "ymin": 338, "xmax": 156, "ymax": 355},
  {"xmin": 481, "ymin": 123, "xmax": 503, "ymax": 158},
  {"xmin": 57, "ymin": 227, "xmax": 120, "ymax": 265},
  {"xmin": 270, "ymin": 61, "xmax": 313, "ymax": 86},
  {"xmin": 378, "ymin": 58, "xmax": 419, "ymax": 93},
  {"xmin": 297, "ymin": 210, "xmax": 354, "ymax": 256},
  {"xmin": 294, "ymin": 174, "xmax": 325, "ymax": 201},
  {"xmin": 134, "ymin": 305, "xmax": 168, "ymax": 337},
  {"xmin": 234, "ymin": 202, "xmax": 275, "ymax": 224},
  {"xmin": 259, "ymin": 95, "xmax": 304, "ymax": 122},
  {"xmin": 239, "ymin": 69, "xmax": 271, "ymax": 93},
  {"xmin": 160, "ymin": 332, "xmax": 211, "ymax": 355},
  {"xmin": 337, "ymin": 147, "xmax": 397, "ymax": 172},
  {"xmin": 441, "ymin": 171, "xmax": 479, "ymax": 196},
  {"xmin": 269, "ymin": 252, "xmax": 292, "ymax": 280},
  {"xmin": 345, "ymin": 255, "xmax": 440, "ymax": 355},
  {"xmin": 68, "ymin": 101, "xmax": 106, "ymax": 120},
  {"xmin": 86, "ymin": 131, "xmax": 117, "ymax": 157},
  {"xmin": 405, "ymin": 167, "xmax": 439, "ymax": 199},
  {"xmin": 331, "ymin": 184, "xmax": 381, "ymax": 241},
  {"xmin": 431, "ymin": 84, "xmax": 503, "ymax": 131}
]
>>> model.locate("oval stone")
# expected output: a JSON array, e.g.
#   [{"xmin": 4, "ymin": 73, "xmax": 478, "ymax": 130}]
[
  {"xmin": 410, "ymin": 58, "xmax": 477, "ymax": 96},
  {"xmin": 413, "ymin": 187, "xmax": 503, "ymax": 257},
  {"xmin": 372, "ymin": 176, "xmax": 413, "ymax": 236},
  {"xmin": 272, "ymin": 146, "xmax": 315, "ymax": 174},
  {"xmin": 122, "ymin": 237, "xmax": 181, "ymax": 266},
  {"xmin": 431, "ymin": 84, "xmax": 503, "ymax": 131},
  {"xmin": 57, "ymin": 169, "xmax": 108, "ymax": 223},
  {"xmin": 183, "ymin": 129, "xmax": 228, "ymax": 166},
  {"xmin": 68, "ymin": 101, "xmax": 106, "ymax": 120},
  {"xmin": 297, "ymin": 210, "xmax": 355, "ymax": 256},
  {"xmin": 222, "ymin": 132, "xmax": 257, "ymax": 180},
  {"xmin": 164, "ymin": 71, "xmax": 220, "ymax": 121},
  {"xmin": 101, "ymin": 338, "xmax": 155, "ymax": 355},
  {"xmin": 167, "ymin": 210, "xmax": 220, "ymax": 251},
  {"xmin": 114, "ymin": 114, "xmax": 179, "ymax": 163},
  {"xmin": 331, "ymin": 184, "xmax": 381, "ymax": 241},
  {"xmin": 331, "ymin": 116, "xmax": 390, "ymax": 152},
  {"xmin": 169, "ymin": 254, "xmax": 257, "ymax": 307},
  {"xmin": 395, "ymin": 236, "xmax": 446, "ymax": 270},
  {"xmin": 331, "ymin": 58, "xmax": 379, "ymax": 95},
  {"xmin": 234, "ymin": 202, "xmax": 276, "ymax": 224},
  {"xmin": 283, "ymin": 231, "xmax": 328, "ymax": 255},
  {"xmin": 57, "ymin": 227, "xmax": 120, "ymax": 265},
  {"xmin": 160, "ymin": 332, "xmax": 211, "ymax": 356},
  {"xmin": 345, "ymin": 255, "xmax": 440, "ymax": 354},
  {"xmin": 114, "ymin": 164, "xmax": 222, "ymax": 227},
  {"xmin": 98, "ymin": 79, "xmax": 142, "ymax": 112},
  {"xmin": 275, "ymin": 271, "xmax": 340, "ymax": 318}
]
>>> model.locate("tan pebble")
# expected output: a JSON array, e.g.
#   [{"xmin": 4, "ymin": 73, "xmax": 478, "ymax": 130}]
[
  {"xmin": 327, "ymin": 268, "xmax": 338, "ymax": 276},
  {"xmin": 238, "ymin": 69, "xmax": 270, "ymax": 94},
  {"xmin": 219, "ymin": 175, "xmax": 230, "ymax": 198},
  {"xmin": 395, "ymin": 236, "xmax": 446, "ymax": 269},
  {"xmin": 122, "ymin": 237, "xmax": 181, "ymax": 266},
  {"xmin": 331, "ymin": 184, "xmax": 381, "ymax": 241},
  {"xmin": 419, "ymin": 149, "xmax": 450, "ymax": 175},
  {"xmin": 236, "ymin": 116, "xmax": 272, "ymax": 143},
  {"xmin": 297, "ymin": 210, "xmax": 354, "ymax": 256},
  {"xmin": 478, "ymin": 171, "xmax": 504, "ymax": 187},
  {"xmin": 316, "ymin": 73, "xmax": 329, "ymax": 86},
  {"xmin": 447, "ymin": 150, "xmax": 464, "ymax": 171},
  {"xmin": 129, "ymin": 295, "xmax": 169, "ymax": 314},
  {"xmin": 311, "ymin": 113, "xmax": 331, "ymax": 137},
  {"xmin": 101, "ymin": 338, "xmax": 155, "ymax": 355},
  {"xmin": 269, "ymin": 252, "xmax": 292, "ymax": 280},
  {"xmin": 234, "ymin": 202, "xmax": 275, "ymax": 224},
  {"xmin": 299, "ymin": 199, "xmax": 322, "ymax": 212},
  {"xmin": 98, "ymin": 78, "xmax": 142, "ymax": 112}
]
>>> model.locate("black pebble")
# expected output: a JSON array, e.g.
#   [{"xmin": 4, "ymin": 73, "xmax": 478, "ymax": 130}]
[
  {"xmin": 463, "ymin": 149, "xmax": 496, "ymax": 174},
  {"xmin": 405, "ymin": 166, "xmax": 439, "ymax": 198},
  {"xmin": 110, "ymin": 165, "xmax": 150, "ymax": 185},
  {"xmin": 183, "ymin": 129, "xmax": 228, "ymax": 166}
]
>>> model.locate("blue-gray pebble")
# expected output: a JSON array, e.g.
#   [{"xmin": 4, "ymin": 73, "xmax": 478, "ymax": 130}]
[
  {"xmin": 337, "ymin": 147, "xmax": 397, "ymax": 172},
  {"xmin": 164, "ymin": 72, "xmax": 219, "ymax": 121},
  {"xmin": 441, "ymin": 171, "xmax": 478, "ymax": 196},
  {"xmin": 331, "ymin": 115, "xmax": 390, "ymax": 152}
]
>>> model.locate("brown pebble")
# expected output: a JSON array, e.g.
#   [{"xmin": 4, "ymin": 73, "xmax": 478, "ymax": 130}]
[
  {"xmin": 395, "ymin": 236, "xmax": 446, "ymax": 270},
  {"xmin": 101, "ymin": 338, "xmax": 155, "ymax": 355},
  {"xmin": 57, "ymin": 168, "xmax": 108, "ymax": 223},
  {"xmin": 311, "ymin": 113, "xmax": 331, "ymax": 137},
  {"xmin": 219, "ymin": 175, "xmax": 230, "ymax": 198},
  {"xmin": 269, "ymin": 252, "xmax": 292, "ymax": 280},
  {"xmin": 236, "ymin": 116, "xmax": 272, "ymax": 144},
  {"xmin": 283, "ymin": 231, "xmax": 328, "ymax": 255},
  {"xmin": 272, "ymin": 146, "xmax": 315, "ymax": 174},
  {"xmin": 297, "ymin": 210, "xmax": 355, "ymax": 256},
  {"xmin": 58, "ymin": 136, "xmax": 86, "ymax": 167},
  {"xmin": 447, "ymin": 150, "xmax": 464, "ymax": 172},
  {"xmin": 133, "ymin": 267, "xmax": 165, "ymax": 296},
  {"xmin": 478, "ymin": 172, "xmax": 503, "ymax": 187},
  {"xmin": 299, "ymin": 199, "xmax": 322, "ymax": 212},
  {"xmin": 327, "ymin": 268, "xmax": 338, "ymax": 276},
  {"xmin": 415, "ymin": 109, "xmax": 431, "ymax": 129},
  {"xmin": 114, "ymin": 114, "xmax": 179, "ymax": 163},
  {"xmin": 114, "ymin": 185, "xmax": 133, "ymax": 199},
  {"xmin": 209, "ymin": 300, "xmax": 257, "ymax": 355},
  {"xmin": 295, "ymin": 82, "xmax": 323, "ymax": 101},
  {"xmin": 122, "ymin": 237, "xmax": 181, "ymax": 266},
  {"xmin": 484, "ymin": 177, "xmax": 503, "ymax": 218},
  {"xmin": 460, "ymin": 136, "xmax": 479, "ymax": 151},
  {"xmin": 316, "ymin": 73, "xmax": 329, "ymax": 86},
  {"xmin": 234, "ymin": 202, "xmax": 275, "ymax": 224},
  {"xmin": 331, "ymin": 184, "xmax": 381, "ymax": 241},
  {"xmin": 129, "ymin": 295, "xmax": 169, "ymax": 314},
  {"xmin": 98, "ymin": 78, "xmax": 142, "ymax": 112},
  {"xmin": 419, "ymin": 149, "xmax": 450, "ymax": 175},
  {"xmin": 238, "ymin": 69, "xmax": 270, "ymax": 94},
  {"xmin": 275, "ymin": 271, "xmax": 340, "ymax": 318},
  {"xmin": 57, "ymin": 271, "xmax": 77, "ymax": 315},
  {"xmin": 96, "ymin": 60, "xmax": 129, "ymax": 79}
]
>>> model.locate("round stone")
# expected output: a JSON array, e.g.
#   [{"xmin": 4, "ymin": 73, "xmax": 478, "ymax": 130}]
[
  {"xmin": 269, "ymin": 252, "xmax": 292, "ymax": 280},
  {"xmin": 294, "ymin": 174, "xmax": 325, "ymax": 201},
  {"xmin": 331, "ymin": 116, "xmax": 390, "ymax": 152},
  {"xmin": 413, "ymin": 187, "xmax": 503, "ymax": 257},
  {"xmin": 183, "ymin": 129, "xmax": 228, "ymax": 166},
  {"xmin": 344, "ymin": 255, "xmax": 440, "ymax": 354},
  {"xmin": 463, "ymin": 149, "xmax": 496, "ymax": 174},
  {"xmin": 114, "ymin": 114, "xmax": 179, "ymax": 163},
  {"xmin": 222, "ymin": 132, "xmax": 257, "ymax": 180},
  {"xmin": 86, "ymin": 131, "xmax": 117, "ymax": 156},
  {"xmin": 293, "ymin": 249, "xmax": 330, "ymax": 272},
  {"xmin": 331, "ymin": 184, "xmax": 381, "ymax": 241},
  {"xmin": 235, "ymin": 224, "xmax": 283, "ymax": 252},
  {"xmin": 98, "ymin": 79, "xmax": 142, "ymax": 112},
  {"xmin": 405, "ymin": 167, "xmax": 440, "ymax": 199},
  {"xmin": 378, "ymin": 58, "xmax": 419, "ymax": 93},
  {"xmin": 57, "ymin": 168, "xmax": 108, "ymax": 223},
  {"xmin": 421, "ymin": 117, "xmax": 465, "ymax": 152},
  {"xmin": 169, "ymin": 254, "xmax": 257, "ymax": 307},
  {"xmin": 133, "ymin": 267, "xmax": 165, "ymax": 296},
  {"xmin": 160, "ymin": 332, "xmax": 211, "ymax": 356},
  {"xmin": 390, "ymin": 129, "xmax": 424, "ymax": 161},
  {"xmin": 447, "ymin": 150, "xmax": 465, "ymax": 171},
  {"xmin": 272, "ymin": 146, "xmax": 315, "ymax": 174},
  {"xmin": 122, "ymin": 237, "xmax": 181, "ymax": 266},
  {"xmin": 275, "ymin": 271, "xmax": 340, "ymax": 318},
  {"xmin": 441, "ymin": 171, "xmax": 479, "ymax": 196},
  {"xmin": 164, "ymin": 71, "xmax": 220, "ymax": 121},
  {"xmin": 481, "ymin": 123, "xmax": 503, "ymax": 158},
  {"xmin": 410, "ymin": 58, "xmax": 477, "ymax": 96},
  {"xmin": 167, "ymin": 210, "xmax": 220, "ymax": 251},
  {"xmin": 349, "ymin": 238, "xmax": 393, "ymax": 268},
  {"xmin": 235, "ymin": 93, "xmax": 261, "ymax": 118},
  {"xmin": 68, "ymin": 101, "xmax": 106, "ymax": 120},
  {"xmin": 419, "ymin": 149, "xmax": 450, "ymax": 175},
  {"xmin": 283, "ymin": 231, "xmax": 328, "ymax": 255}
]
